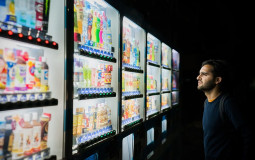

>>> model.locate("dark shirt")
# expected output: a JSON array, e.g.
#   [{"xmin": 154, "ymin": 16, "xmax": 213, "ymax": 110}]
[{"xmin": 203, "ymin": 94, "xmax": 252, "ymax": 160}]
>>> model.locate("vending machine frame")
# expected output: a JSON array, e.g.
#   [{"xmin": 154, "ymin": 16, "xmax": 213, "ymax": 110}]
[{"xmin": 65, "ymin": 0, "xmax": 122, "ymax": 159}]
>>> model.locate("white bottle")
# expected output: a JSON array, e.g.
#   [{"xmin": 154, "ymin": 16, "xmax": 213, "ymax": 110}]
[
  {"xmin": 23, "ymin": 113, "xmax": 33, "ymax": 156},
  {"xmin": 40, "ymin": 57, "xmax": 49, "ymax": 92},
  {"xmin": 31, "ymin": 112, "xmax": 41, "ymax": 153}
]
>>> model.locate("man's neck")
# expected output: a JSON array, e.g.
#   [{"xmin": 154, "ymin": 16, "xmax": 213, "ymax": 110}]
[{"xmin": 205, "ymin": 88, "xmax": 221, "ymax": 101}]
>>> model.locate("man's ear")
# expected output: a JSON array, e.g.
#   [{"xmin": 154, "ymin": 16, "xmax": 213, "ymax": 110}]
[{"xmin": 215, "ymin": 77, "xmax": 222, "ymax": 84}]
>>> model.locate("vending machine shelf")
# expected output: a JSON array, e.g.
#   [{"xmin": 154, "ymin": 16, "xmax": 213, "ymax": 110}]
[
  {"xmin": 162, "ymin": 66, "xmax": 171, "ymax": 70},
  {"xmin": 161, "ymin": 90, "xmax": 171, "ymax": 94},
  {"xmin": 0, "ymin": 98, "xmax": 58, "ymax": 111},
  {"xmin": 76, "ymin": 92, "xmax": 116, "ymax": 100},
  {"xmin": 78, "ymin": 49, "xmax": 117, "ymax": 63},
  {"xmin": 162, "ymin": 106, "xmax": 171, "ymax": 112},
  {"xmin": 3, "ymin": 147, "xmax": 51, "ymax": 160},
  {"xmin": 123, "ymin": 118, "xmax": 142, "ymax": 130},
  {"xmin": 161, "ymin": 64, "xmax": 171, "ymax": 69},
  {"xmin": 147, "ymin": 61, "xmax": 160, "ymax": 68},
  {"xmin": 0, "ymin": 23, "xmax": 58, "ymax": 50},
  {"xmin": 147, "ymin": 111, "xmax": 159, "ymax": 119},
  {"xmin": 122, "ymin": 94, "xmax": 143, "ymax": 100},
  {"xmin": 161, "ymin": 105, "xmax": 171, "ymax": 111},
  {"xmin": 123, "ymin": 66, "xmax": 143, "ymax": 73},
  {"xmin": 76, "ymin": 130, "xmax": 116, "ymax": 152},
  {"xmin": 147, "ymin": 91, "xmax": 160, "ymax": 96}
]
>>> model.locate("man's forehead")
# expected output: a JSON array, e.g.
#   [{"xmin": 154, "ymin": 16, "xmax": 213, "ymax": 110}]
[{"xmin": 200, "ymin": 65, "xmax": 213, "ymax": 73}]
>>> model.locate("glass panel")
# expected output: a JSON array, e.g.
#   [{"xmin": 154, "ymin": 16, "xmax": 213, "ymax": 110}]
[
  {"xmin": 122, "ymin": 133, "xmax": 134, "ymax": 160},
  {"xmin": 72, "ymin": 0, "xmax": 119, "ymax": 150},
  {"xmin": 121, "ymin": 17, "xmax": 145, "ymax": 130}
]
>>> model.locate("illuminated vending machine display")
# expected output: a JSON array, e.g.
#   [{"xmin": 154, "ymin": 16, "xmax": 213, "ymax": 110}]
[
  {"xmin": 72, "ymin": 0, "xmax": 119, "ymax": 152},
  {"xmin": 0, "ymin": 0, "xmax": 64, "ymax": 159},
  {"xmin": 146, "ymin": 33, "xmax": 161, "ymax": 118},
  {"xmin": 171, "ymin": 49, "xmax": 180, "ymax": 106},
  {"xmin": 121, "ymin": 17, "xmax": 145, "ymax": 130},
  {"xmin": 161, "ymin": 43, "xmax": 172, "ymax": 111}
]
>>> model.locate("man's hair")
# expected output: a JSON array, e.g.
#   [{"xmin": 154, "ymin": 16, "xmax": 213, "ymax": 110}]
[{"xmin": 201, "ymin": 59, "xmax": 232, "ymax": 93}]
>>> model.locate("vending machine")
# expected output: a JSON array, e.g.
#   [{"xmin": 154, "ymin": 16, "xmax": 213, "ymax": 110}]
[
  {"xmin": 146, "ymin": 33, "xmax": 161, "ymax": 119},
  {"xmin": 121, "ymin": 16, "xmax": 146, "ymax": 160},
  {"xmin": 171, "ymin": 49, "xmax": 180, "ymax": 106},
  {"xmin": 0, "ymin": 0, "xmax": 65, "ymax": 159},
  {"xmin": 121, "ymin": 17, "xmax": 145, "ymax": 131},
  {"xmin": 71, "ymin": 0, "xmax": 120, "ymax": 155},
  {"xmin": 161, "ymin": 43, "xmax": 172, "ymax": 111}
]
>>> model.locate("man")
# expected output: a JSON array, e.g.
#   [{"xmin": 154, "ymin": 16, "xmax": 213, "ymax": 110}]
[{"xmin": 197, "ymin": 59, "xmax": 252, "ymax": 160}]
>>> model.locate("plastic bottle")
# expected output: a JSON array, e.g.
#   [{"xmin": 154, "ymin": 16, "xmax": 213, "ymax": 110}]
[
  {"xmin": 106, "ymin": 19, "xmax": 112, "ymax": 45},
  {"xmin": 87, "ymin": 9, "xmax": 93, "ymax": 41},
  {"xmin": 40, "ymin": 57, "xmax": 49, "ymax": 92},
  {"xmin": 26, "ymin": 56, "xmax": 35, "ymax": 90},
  {"xmin": 99, "ymin": 13, "xmax": 104, "ymax": 44},
  {"xmin": 0, "ymin": 0, "xmax": 8, "ymax": 22},
  {"xmin": 34, "ymin": 57, "xmax": 42, "ymax": 91},
  {"xmin": 102, "ymin": 12, "xmax": 108, "ymax": 44},
  {"xmin": 0, "ymin": 121, "xmax": 5, "ymax": 159},
  {"xmin": 0, "ymin": 49, "xmax": 7, "ymax": 90},
  {"xmin": 83, "ymin": 64, "xmax": 89, "ymax": 87},
  {"xmin": 4, "ymin": 0, "xmax": 17, "ymax": 25},
  {"xmin": 76, "ymin": 0, "xmax": 83, "ymax": 35},
  {"xmin": 82, "ymin": 2, "xmax": 89, "ymax": 44},
  {"xmin": 40, "ymin": 113, "xmax": 51, "ymax": 150},
  {"xmin": 31, "ymin": 112, "xmax": 41, "ymax": 153},
  {"xmin": 4, "ymin": 48, "xmax": 16, "ymax": 92},
  {"xmin": 73, "ymin": 4, "xmax": 78, "ymax": 34},
  {"xmin": 35, "ymin": 0, "xmax": 44, "ymax": 30},
  {"xmin": 23, "ymin": 113, "xmax": 33, "ymax": 156},
  {"xmin": 26, "ymin": 0, "xmax": 36, "ymax": 29},
  {"xmin": 11, "ymin": 115, "xmax": 23, "ymax": 159},
  {"xmin": 2, "ymin": 116, "xmax": 13, "ymax": 157},
  {"xmin": 95, "ymin": 12, "xmax": 101, "ymax": 43},
  {"xmin": 15, "ymin": 0, "xmax": 27, "ymax": 26},
  {"xmin": 15, "ymin": 49, "xmax": 28, "ymax": 91},
  {"xmin": 91, "ymin": 10, "xmax": 97, "ymax": 42}
]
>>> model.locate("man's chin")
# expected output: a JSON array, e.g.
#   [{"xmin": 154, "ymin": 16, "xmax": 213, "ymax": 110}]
[{"xmin": 197, "ymin": 86, "xmax": 203, "ymax": 91}]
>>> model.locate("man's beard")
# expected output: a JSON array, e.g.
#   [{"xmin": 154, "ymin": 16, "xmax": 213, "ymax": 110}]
[{"xmin": 197, "ymin": 79, "xmax": 216, "ymax": 91}]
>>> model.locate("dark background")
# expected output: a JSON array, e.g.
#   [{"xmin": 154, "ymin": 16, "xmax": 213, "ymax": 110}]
[
  {"xmin": 118, "ymin": 0, "xmax": 255, "ymax": 121},
  {"xmin": 118, "ymin": 0, "xmax": 254, "ymax": 159}
]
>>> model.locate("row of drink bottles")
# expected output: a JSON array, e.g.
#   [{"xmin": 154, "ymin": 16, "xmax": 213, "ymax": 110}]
[
  {"xmin": 147, "ymin": 75, "xmax": 157, "ymax": 91},
  {"xmin": 146, "ymin": 96, "xmax": 158, "ymax": 115},
  {"xmin": 122, "ymin": 26, "xmax": 140, "ymax": 68},
  {"xmin": 122, "ymin": 99, "xmax": 140, "ymax": 125},
  {"xmin": 161, "ymin": 94, "xmax": 169, "ymax": 107},
  {"xmin": 74, "ymin": 55, "xmax": 113, "ymax": 89},
  {"xmin": 79, "ymin": 44, "xmax": 114, "ymax": 57},
  {"xmin": 0, "ymin": 112, "xmax": 51, "ymax": 159},
  {"xmin": 161, "ymin": 44, "xmax": 170, "ymax": 67},
  {"xmin": 122, "ymin": 72, "xmax": 141, "ymax": 93},
  {"xmin": 122, "ymin": 63, "xmax": 141, "ymax": 70},
  {"xmin": 0, "ymin": 47, "xmax": 49, "ymax": 93},
  {"xmin": 147, "ymin": 36, "xmax": 160, "ymax": 64},
  {"xmin": 0, "ymin": 0, "xmax": 50, "ymax": 31},
  {"xmin": 74, "ymin": 0, "xmax": 113, "ymax": 51},
  {"xmin": 73, "ymin": 101, "xmax": 112, "ymax": 137},
  {"xmin": 77, "ymin": 87, "xmax": 113, "ymax": 95}
]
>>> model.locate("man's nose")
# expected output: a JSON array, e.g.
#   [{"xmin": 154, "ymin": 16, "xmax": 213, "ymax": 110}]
[{"xmin": 197, "ymin": 75, "xmax": 201, "ymax": 80}]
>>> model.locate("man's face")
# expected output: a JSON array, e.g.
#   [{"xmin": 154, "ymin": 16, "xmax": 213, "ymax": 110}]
[{"xmin": 197, "ymin": 65, "xmax": 217, "ymax": 91}]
